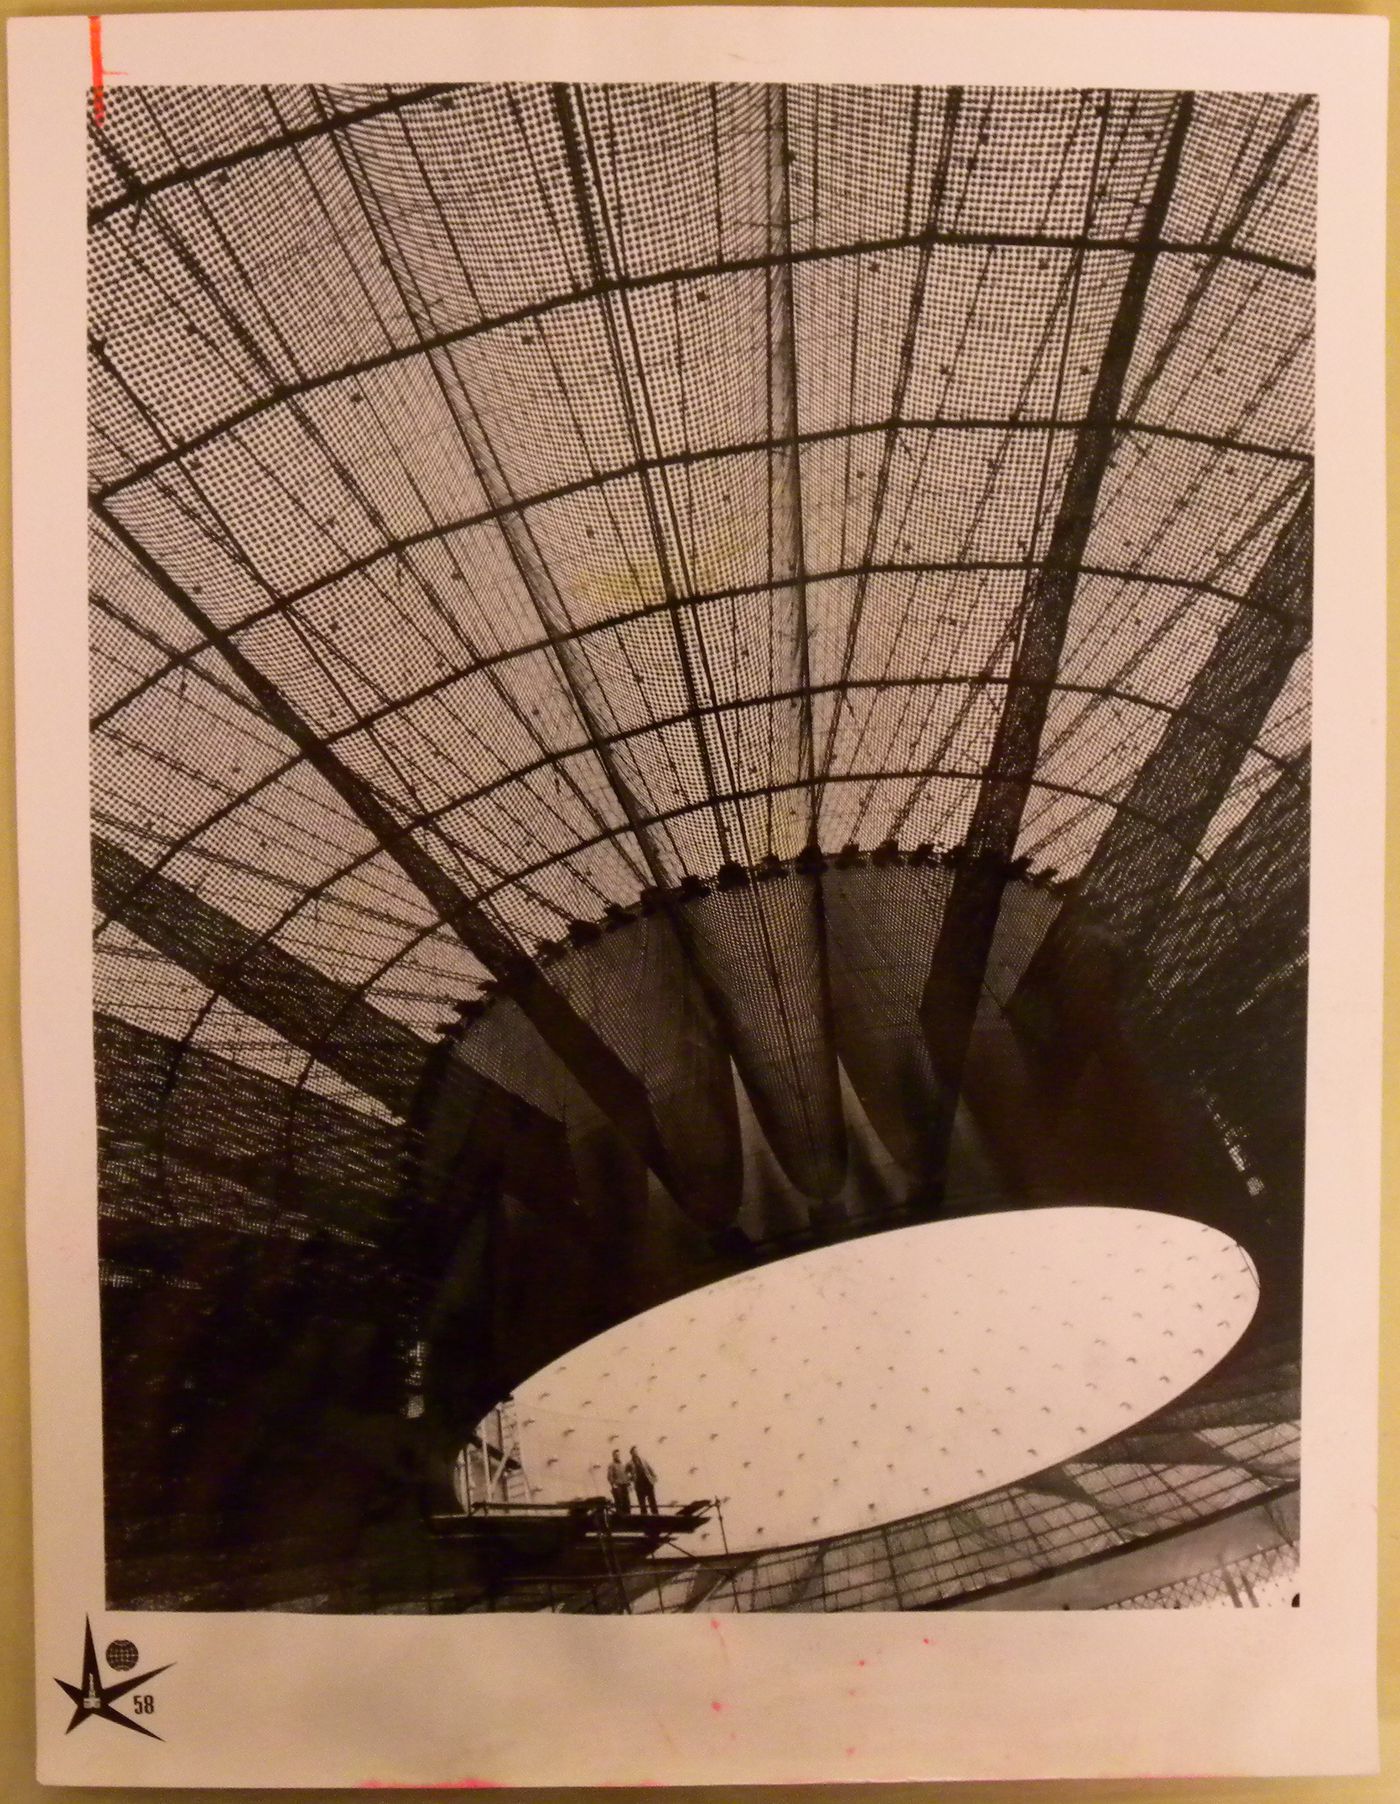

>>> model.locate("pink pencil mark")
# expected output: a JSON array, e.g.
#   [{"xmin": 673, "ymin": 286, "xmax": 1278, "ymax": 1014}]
[
  {"xmin": 88, "ymin": 17, "xmax": 104, "ymax": 127},
  {"xmin": 710, "ymin": 1698, "xmax": 725, "ymax": 1713}
]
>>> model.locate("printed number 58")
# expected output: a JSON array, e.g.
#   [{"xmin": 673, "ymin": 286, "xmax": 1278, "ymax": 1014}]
[{"xmin": 132, "ymin": 1695, "xmax": 155, "ymax": 1715}]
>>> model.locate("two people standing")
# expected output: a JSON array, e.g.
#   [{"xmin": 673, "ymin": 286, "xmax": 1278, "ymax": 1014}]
[{"xmin": 606, "ymin": 1444, "xmax": 659, "ymax": 1516}]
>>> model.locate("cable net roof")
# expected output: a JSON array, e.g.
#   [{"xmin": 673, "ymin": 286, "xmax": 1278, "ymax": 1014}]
[
  {"xmin": 90, "ymin": 83, "xmax": 1312, "ymax": 1094},
  {"xmin": 89, "ymin": 83, "xmax": 1313, "ymax": 1608}
]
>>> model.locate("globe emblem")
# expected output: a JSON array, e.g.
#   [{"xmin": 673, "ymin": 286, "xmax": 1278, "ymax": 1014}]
[{"xmin": 105, "ymin": 1639, "xmax": 138, "ymax": 1672}]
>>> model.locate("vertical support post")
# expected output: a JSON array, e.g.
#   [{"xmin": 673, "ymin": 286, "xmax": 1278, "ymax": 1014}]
[
  {"xmin": 597, "ymin": 1506, "xmax": 634, "ymax": 1615},
  {"xmin": 713, "ymin": 1496, "xmax": 744, "ymax": 1612},
  {"xmin": 882, "ymin": 1521, "xmax": 907, "ymax": 1610}
]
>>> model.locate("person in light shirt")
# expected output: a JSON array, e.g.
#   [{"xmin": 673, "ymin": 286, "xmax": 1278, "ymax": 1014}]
[{"xmin": 606, "ymin": 1447, "xmax": 631, "ymax": 1516}]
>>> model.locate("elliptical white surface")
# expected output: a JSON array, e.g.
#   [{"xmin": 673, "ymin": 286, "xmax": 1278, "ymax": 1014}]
[{"xmin": 508, "ymin": 1205, "xmax": 1259, "ymax": 1552}]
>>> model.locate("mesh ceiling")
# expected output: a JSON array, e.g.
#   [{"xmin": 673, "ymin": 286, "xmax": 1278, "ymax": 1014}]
[
  {"xmin": 90, "ymin": 83, "xmax": 1312, "ymax": 1106},
  {"xmin": 87, "ymin": 81, "xmax": 1313, "ymax": 1611}
]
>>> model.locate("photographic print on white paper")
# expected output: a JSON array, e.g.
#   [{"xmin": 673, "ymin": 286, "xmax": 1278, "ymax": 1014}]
[{"xmin": 12, "ymin": 7, "xmax": 1384, "ymax": 1787}]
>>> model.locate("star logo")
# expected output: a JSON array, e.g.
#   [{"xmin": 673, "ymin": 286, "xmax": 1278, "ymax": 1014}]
[{"xmin": 54, "ymin": 1617, "xmax": 173, "ymax": 1740}]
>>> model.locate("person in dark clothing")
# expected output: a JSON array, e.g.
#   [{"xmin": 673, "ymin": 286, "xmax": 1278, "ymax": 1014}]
[
  {"xmin": 606, "ymin": 1447, "xmax": 631, "ymax": 1516},
  {"xmin": 629, "ymin": 1445, "xmax": 659, "ymax": 1514}
]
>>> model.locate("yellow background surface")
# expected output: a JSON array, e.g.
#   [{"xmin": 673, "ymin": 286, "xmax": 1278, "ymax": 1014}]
[{"xmin": 0, "ymin": 3, "xmax": 1391, "ymax": 1797}]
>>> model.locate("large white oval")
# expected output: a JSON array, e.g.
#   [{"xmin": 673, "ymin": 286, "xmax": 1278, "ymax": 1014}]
[{"xmin": 505, "ymin": 1207, "xmax": 1259, "ymax": 1553}]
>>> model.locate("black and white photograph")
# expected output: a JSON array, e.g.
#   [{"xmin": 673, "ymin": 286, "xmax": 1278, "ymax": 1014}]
[
  {"xmin": 11, "ymin": 6, "xmax": 1386, "ymax": 1786},
  {"xmin": 87, "ymin": 73, "xmax": 1312, "ymax": 1618}
]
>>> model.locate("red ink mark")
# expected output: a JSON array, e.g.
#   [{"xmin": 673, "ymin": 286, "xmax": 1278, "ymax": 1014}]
[
  {"xmin": 710, "ymin": 1699, "xmax": 725, "ymax": 1713},
  {"xmin": 88, "ymin": 17, "xmax": 105, "ymax": 126},
  {"xmin": 856, "ymin": 1658, "xmax": 866, "ymax": 1667},
  {"xmin": 845, "ymin": 1747, "xmax": 856, "ymax": 1757}
]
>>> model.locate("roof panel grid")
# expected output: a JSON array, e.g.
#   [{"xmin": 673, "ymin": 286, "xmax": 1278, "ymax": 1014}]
[
  {"xmin": 101, "ymin": 482, "xmax": 281, "ymax": 635},
  {"xmin": 89, "ymin": 352, "xmax": 172, "ymax": 488},
  {"xmin": 1053, "ymin": 578, "xmax": 1229, "ymax": 749},
  {"xmin": 284, "ymin": 360, "xmax": 495, "ymax": 545},
  {"xmin": 580, "ymin": 83, "xmax": 774, "ymax": 278},
  {"xmin": 1126, "ymin": 261, "xmax": 1311, "ymax": 454},
  {"xmin": 619, "ymin": 268, "xmax": 778, "ymax": 461},
  {"xmin": 789, "ymin": 86, "xmax": 939, "ymax": 253},
  {"xmin": 793, "ymin": 249, "xmax": 930, "ymax": 438},
  {"xmin": 326, "ymin": 516, "xmax": 550, "ymax": 667},
  {"xmin": 867, "ymin": 425, "xmax": 1077, "ymax": 568},
  {"xmin": 135, "ymin": 139, "xmax": 418, "ymax": 389},
  {"xmin": 945, "ymin": 89, "xmax": 1174, "ymax": 243},
  {"xmin": 92, "ymin": 700, "xmax": 279, "ymax": 854},
  {"xmin": 91, "ymin": 601, "xmax": 191, "ymax": 720},
  {"xmin": 900, "ymin": 247, "xmax": 1128, "ymax": 426},
  {"xmin": 1030, "ymin": 689, "xmax": 1178, "ymax": 815},
  {"xmin": 90, "ymin": 212, "xmax": 286, "ymax": 435},
  {"xmin": 94, "ymin": 919, "xmax": 215, "ymax": 1041},
  {"xmin": 837, "ymin": 569, "xmax": 1019, "ymax": 688},
  {"xmin": 1086, "ymin": 435, "xmax": 1303, "ymax": 593},
  {"xmin": 103, "ymin": 760, "xmax": 384, "ymax": 928},
  {"xmin": 344, "ymin": 85, "xmax": 590, "ymax": 327},
  {"xmin": 1165, "ymin": 93, "xmax": 1315, "ymax": 270},
  {"xmin": 90, "ymin": 521, "xmax": 219, "ymax": 675},
  {"xmin": 441, "ymin": 308, "xmax": 640, "ymax": 500},
  {"xmin": 127, "ymin": 414, "xmax": 397, "ymax": 600},
  {"xmin": 94, "ymin": 85, "xmax": 327, "ymax": 210}
]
